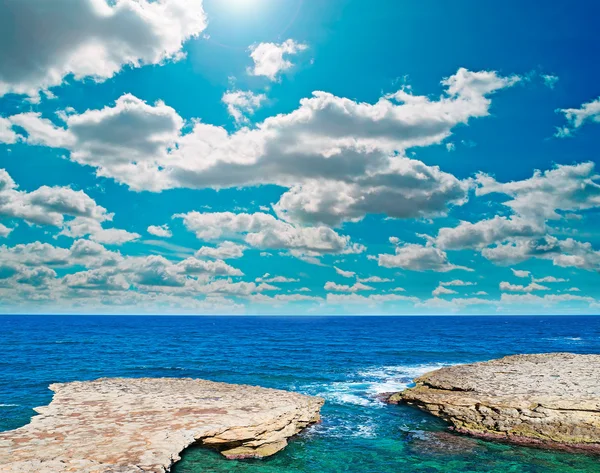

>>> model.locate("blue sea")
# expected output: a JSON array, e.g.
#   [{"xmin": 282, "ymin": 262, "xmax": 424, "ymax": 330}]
[{"xmin": 1, "ymin": 315, "xmax": 600, "ymax": 472}]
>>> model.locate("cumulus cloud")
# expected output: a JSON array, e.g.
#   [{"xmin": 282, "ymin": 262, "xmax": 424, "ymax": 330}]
[
  {"xmin": 334, "ymin": 266, "xmax": 355, "ymax": 278},
  {"xmin": 556, "ymin": 97, "xmax": 600, "ymax": 137},
  {"xmin": 499, "ymin": 281, "xmax": 550, "ymax": 293},
  {"xmin": 533, "ymin": 276, "xmax": 568, "ymax": 283},
  {"xmin": 247, "ymin": 39, "xmax": 307, "ymax": 81},
  {"xmin": 60, "ymin": 217, "xmax": 140, "ymax": 245},
  {"xmin": 222, "ymin": 90, "xmax": 266, "ymax": 124},
  {"xmin": 511, "ymin": 268, "xmax": 530, "ymax": 278},
  {"xmin": 0, "ymin": 223, "xmax": 13, "ymax": 238},
  {"xmin": 0, "ymin": 0, "xmax": 207, "ymax": 97},
  {"xmin": 482, "ymin": 235, "xmax": 600, "ymax": 271},
  {"xmin": 176, "ymin": 211, "xmax": 364, "ymax": 256},
  {"xmin": 255, "ymin": 273, "xmax": 299, "ymax": 283},
  {"xmin": 147, "ymin": 224, "xmax": 172, "ymax": 238},
  {"xmin": 0, "ymin": 168, "xmax": 110, "ymax": 227},
  {"xmin": 432, "ymin": 285, "xmax": 457, "ymax": 296},
  {"xmin": 439, "ymin": 279, "xmax": 476, "ymax": 287},
  {"xmin": 378, "ymin": 240, "xmax": 472, "ymax": 272},
  {"xmin": 324, "ymin": 281, "xmax": 375, "ymax": 292},
  {"xmin": 7, "ymin": 68, "xmax": 518, "ymax": 227},
  {"xmin": 195, "ymin": 241, "xmax": 246, "ymax": 260},
  {"xmin": 358, "ymin": 276, "xmax": 392, "ymax": 283}
]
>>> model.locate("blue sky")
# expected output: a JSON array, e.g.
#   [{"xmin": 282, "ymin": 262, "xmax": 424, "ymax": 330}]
[{"xmin": 0, "ymin": 0, "xmax": 599, "ymax": 314}]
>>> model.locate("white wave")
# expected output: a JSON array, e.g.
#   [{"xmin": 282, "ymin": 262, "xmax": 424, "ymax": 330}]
[
  {"xmin": 0, "ymin": 404, "xmax": 19, "ymax": 407},
  {"xmin": 302, "ymin": 363, "xmax": 452, "ymax": 408}
]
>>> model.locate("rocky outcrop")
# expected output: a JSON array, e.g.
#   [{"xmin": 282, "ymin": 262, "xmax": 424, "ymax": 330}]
[
  {"xmin": 0, "ymin": 378, "xmax": 324, "ymax": 473},
  {"xmin": 387, "ymin": 353, "xmax": 600, "ymax": 453}
]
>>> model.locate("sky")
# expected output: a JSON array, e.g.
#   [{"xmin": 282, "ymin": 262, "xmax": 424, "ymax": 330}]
[{"xmin": 0, "ymin": 0, "xmax": 599, "ymax": 315}]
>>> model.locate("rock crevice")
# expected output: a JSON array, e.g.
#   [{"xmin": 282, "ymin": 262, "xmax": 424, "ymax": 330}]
[{"xmin": 0, "ymin": 378, "xmax": 324, "ymax": 472}]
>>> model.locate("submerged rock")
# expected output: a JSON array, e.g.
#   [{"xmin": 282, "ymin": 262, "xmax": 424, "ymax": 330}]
[
  {"xmin": 387, "ymin": 353, "xmax": 600, "ymax": 453},
  {"xmin": 0, "ymin": 378, "xmax": 324, "ymax": 472}
]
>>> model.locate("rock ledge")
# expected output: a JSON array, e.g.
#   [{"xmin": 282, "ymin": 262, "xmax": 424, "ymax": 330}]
[
  {"xmin": 387, "ymin": 353, "xmax": 600, "ymax": 453},
  {"xmin": 0, "ymin": 378, "xmax": 324, "ymax": 472}
]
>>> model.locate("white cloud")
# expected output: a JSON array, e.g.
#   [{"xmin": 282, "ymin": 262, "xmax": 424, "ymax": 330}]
[
  {"xmin": 324, "ymin": 281, "xmax": 375, "ymax": 292},
  {"xmin": 0, "ymin": 0, "xmax": 207, "ymax": 98},
  {"xmin": 0, "ymin": 168, "xmax": 110, "ymax": 227},
  {"xmin": 195, "ymin": 241, "xmax": 246, "ymax": 260},
  {"xmin": 437, "ymin": 216, "xmax": 542, "ymax": 250},
  {"xmin": 500, "ymin": 293, "xmax": 596, "ymax": 307},
  {"xmin": 176, "ymin": 211, "xmax": 364, "ymax": 256},
  {"xmin": 0, "ymin": 223, "xmax": 13, "ymax": 238},
  {"xmin": 8, "ymin": 68, "xmax": 518, "ymax": 227},
  {"xmin": 247, "ymin": 39, "xmax": 307, "ymax": 81},
  {"xmin": 499, "ymin": 281, "xmax": 550, "ymax": 293},
  {"xmin": 476, "ymin": 162, "xmax": 600, "ymax": 221},
  {"xmin": 556, "ymin": 97, "xmax": 600, "ymax": 137},
  {"xmin": 511, "ymin": 268, "xmax": 530, "ymax": 278},
  {"xmin": 255, "ymin": 273, "xmax": 299, "ymax": 283},
  {"xmin": 378, "ymin": 240, "xmax": 472, "ymax": 272},
  {"xmin": 483, "ymin": 235, "xmax": 600, "ymax": 271},
  {"xmin": 567, "ymin": 287, "xmax": 581, "ymax": 292},
  {"xmin": 533, "ymin": 276, "xmax": 568, "ymax": 283},
  {"xmin": 147, "ymin": 224, "xmax": 172, "ymax": 238},
  {"xmin": 0, "ymin": 117, "xmax": 19, "ymax": 144},
  {"xmin": 60, "ymin": 217, "xmax": 140, "ymax": 245},
  {"xmin": 334, "ymin": 266, "xmax": 355, "ymax": 278},
  {"xmin": 222, "ymin": 90, "xmax": 266, "ymax": 123},
  {"xmin": 176, "ymin": 257, "xmax": 243, "ymax": 277},
  {"xmin": 439, "ymin": 279, "xmax": 475, "ymax": 287},
  {"xmin": 432, "ymin": 285, "xmax": 457, "ymax": 296},
  {"xmin": 358, "ymin": 276, "xmax": 392, "ymax": 283},
  {"xmin": 542, "ymin": 74, "xmax": 559, "ymax": 89},
  {"xmin": 417, "ymin": 297, "xmax": 493, "ymax": 311}
]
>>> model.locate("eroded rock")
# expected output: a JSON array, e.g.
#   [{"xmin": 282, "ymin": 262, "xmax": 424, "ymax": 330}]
[
  {"xmin": 388, "ymin": 353, "xmax": 600, "ymax": 453},
  {"xmin": 0, "ymin": 378, "xmax": 324, "ymax": 472}
]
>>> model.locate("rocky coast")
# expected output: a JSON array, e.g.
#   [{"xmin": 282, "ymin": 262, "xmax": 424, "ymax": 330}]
[
  {"xmin": 385, "ymin": 353, "xmax": 600, "ymax": 453},
  {"xmin": 0, "ymin": 378, "xmax": 324, "ymax": 473}
]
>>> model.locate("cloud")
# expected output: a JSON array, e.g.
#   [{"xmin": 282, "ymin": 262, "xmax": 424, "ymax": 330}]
[
  {"xmin": 195, "ymin": 241, "xmax": 246, "ymax": 260},
  {"xmin": 247, "ymin": 39, "xmax": 307, "ymax": 81},
  {"xmin": 176, "ymin": 257, "xmax": 243, "ymax": 277},
  {"xmin": 378, "ymin": 240, "xmax": 472, "ymax": 272},
  {"xmin": 511, "ymin": 268, "xmax": 530, "ymax": 278},
  {"xmin": 0, "ymin": 168, "xmax": 110, "ymax": 227},
  {"xmin": 60, "ymin": 217, "xmax": 140, "ymax": 245},
  {"xmin": 542, "ymin": 74, "xmax": 559, "ymax": 89},
  {"xmin": 0, "ymin": 0, "xmax": 207, "ymax": 97},
  {"xmin": 0, "ymin": 223, "xmax": 13, "ymax": 238},
  {"xmin": 499, "ymin": 281, "xmax": 550, "ymax": 292},
  {"xmin": 439, "ymin": 279, "xmax": 476, "ymax": 287},
  {"xmin": 222, "ymin": 90, "xmax": 266, "ymax": 124},
  {"xmin": 358, "ymin": 276, "xmax": 392, "ymax": 283},
  {"xmin": 482, "ymin": 235, "xmax": 600, "ymax": 270},
  {"xmin": 0, "ymin": 117, "xmax": 19, "ymax": 144},
  {"xmin": 476, "ymin": 162, "xmax": 600, "ymax": 221},
  {"xmin": 432, "ymin": 285, "xmax": 457, "ymax": 296},
  {"xmin": 533, "ymin": 276, "xmax": 568, "ymax": 283},
  {"xmin": 556, "ymin": 97, "xmax": 600, "ymax": 137},
  {"xmin": 436, "ymin": 216, "xmax": 542, "ymax": 250},
  {"xmin": 417, "ymin": 296, "xmax": 493, "ymax": 310},
  {"xmin": 324, "ymin": 281, "xmax": 375, "ymax": 292},
  {"xmin": 500, "ymin": 293, "xmax": 596, "ymax": 307},
  {"xmin": 334, "ymin": 266, "xmax": 355, "ymax": 278},
  {"xmin": 176, "ymin": 211, "xmax": 364, "ymax": 256},
  {"xmin": 147, "ymin": 224, "xmax": 172, "ymax": 238},
  {"xmin": 255, "ymin": 273, "xmax": 299, "ymax": 283},
  {"xmin": 7, "ymin": 68, "xmax": 518, "ymax": 227}
]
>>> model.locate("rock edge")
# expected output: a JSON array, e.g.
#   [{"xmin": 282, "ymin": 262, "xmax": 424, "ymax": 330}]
[
  {"xmin": 384, "ymin": 353, "xmax": 600, "ymax": 453},
  {"xmin": 0, "ymin": 377, "xmax": 324, "ymax": 473}
]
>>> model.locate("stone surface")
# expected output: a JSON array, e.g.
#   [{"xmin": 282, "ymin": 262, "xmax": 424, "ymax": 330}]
[
  {"xmin": 388, "ymin": 353, "xmax": 600, "ymax": 453},
  {"xmin": 0, "ymin": 378, "xmax": 324, "ymax": 472}
]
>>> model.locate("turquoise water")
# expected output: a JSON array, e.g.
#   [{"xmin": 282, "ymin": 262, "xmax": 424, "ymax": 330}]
[{"xmin": 1, "ymin": 316, "xmax": 599, "ymax": 472}]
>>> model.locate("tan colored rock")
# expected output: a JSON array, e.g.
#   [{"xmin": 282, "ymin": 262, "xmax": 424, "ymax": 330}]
[
  {"xmin": 389, "ymin": 353, "xmax": 600, "ymax": 453},
  {"xmin": 0, "ymin": 378, "xmax": 324, "ymax": 472}
]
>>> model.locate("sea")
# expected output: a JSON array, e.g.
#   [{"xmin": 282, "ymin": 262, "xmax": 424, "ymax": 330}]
[{"xmin": 1, "ymin": 315, "xmax": 599, "ymax": 473}]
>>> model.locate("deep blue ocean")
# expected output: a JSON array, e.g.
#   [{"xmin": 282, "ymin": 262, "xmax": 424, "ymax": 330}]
[{"xmin": 1, "ymin": 315, "xmax": 600, "ymax": 472}]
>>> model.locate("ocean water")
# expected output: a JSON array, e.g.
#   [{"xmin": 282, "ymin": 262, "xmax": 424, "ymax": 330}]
[{"xmin": 1, "ymin": 315, "xmax": 600, "ymax": 473}]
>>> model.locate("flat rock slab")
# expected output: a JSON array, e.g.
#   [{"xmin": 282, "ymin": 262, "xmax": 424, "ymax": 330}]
[
  {"xmin": 0, "ymin": 378, "xmax": 324, "ymax": 473},
  {"xmin": 389, "ymin": 353, "xmax": 600, "ymax": 453}
]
